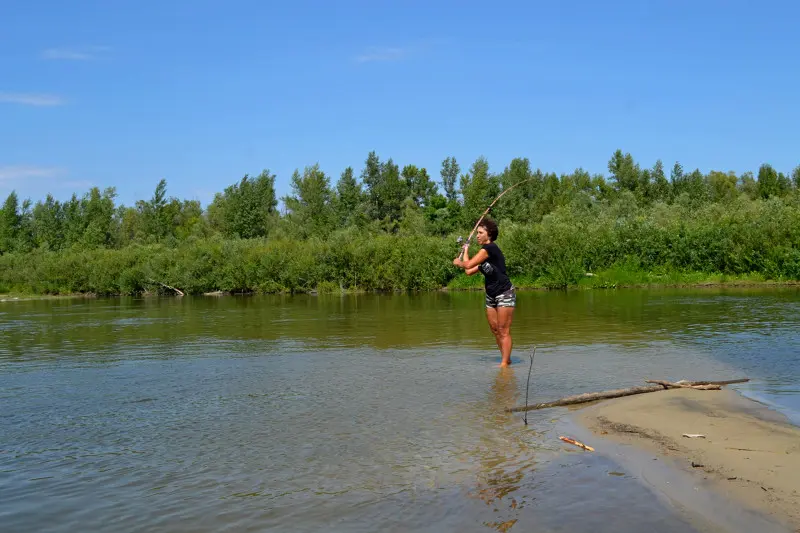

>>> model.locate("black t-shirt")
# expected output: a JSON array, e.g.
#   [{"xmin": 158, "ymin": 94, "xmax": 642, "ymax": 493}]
[{"xmin": 479, "ymin": 243, "xmax": 512, "ymax": 297}]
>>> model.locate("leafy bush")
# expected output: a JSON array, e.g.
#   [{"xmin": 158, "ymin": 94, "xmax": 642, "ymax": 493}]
[{"xmin": 2, "ymin": 195, "xmax": 800, "ymax": 295}]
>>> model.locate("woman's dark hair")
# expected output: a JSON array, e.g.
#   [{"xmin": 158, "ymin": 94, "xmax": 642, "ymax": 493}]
[{"xmin": 478, "ymin": 217, "xmax": 499, "ymax": 241}]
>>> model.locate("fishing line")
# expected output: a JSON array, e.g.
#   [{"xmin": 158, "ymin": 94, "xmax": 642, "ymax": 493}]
[
  {"xmin": 457, "ymin": 177, "xmax": 537, "ymax": 260},
  {"xmin": 523, "ymin": 345, "xmax": 536, "ymax": 425}
]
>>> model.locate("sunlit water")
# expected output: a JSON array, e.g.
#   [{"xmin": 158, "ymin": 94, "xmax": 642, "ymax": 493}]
[{"xmin": 2, "ymin": 288, "xmax": 799, "ymax": 532}]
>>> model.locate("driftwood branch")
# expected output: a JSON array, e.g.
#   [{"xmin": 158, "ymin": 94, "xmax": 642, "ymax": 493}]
[
  {"xmin": 506, "ymin": 385, "xmax": 664, "ymax": 413},
  {"xmin": 646, "ymin": 380, "xmax": 722, "ymax": 390},
  {"xmin": 677, "ymin": 379, "xmax": 749, "ymax": 386},
  {"xmin": 148, "ymin": 279, "xmax": 184, "ymax": 296},
  {"xmin": 505, "ymin": 378, "xmax": 749, "ymax": 413}
]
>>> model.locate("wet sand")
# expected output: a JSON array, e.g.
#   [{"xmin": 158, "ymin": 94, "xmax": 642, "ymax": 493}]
[{"xmin": 573, "ymin": 388, "xmax": 800, "ymax": 532}]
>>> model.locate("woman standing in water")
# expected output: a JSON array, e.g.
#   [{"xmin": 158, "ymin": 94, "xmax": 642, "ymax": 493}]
[{"xmin": 452, "ymin": 218, "xmax": 516, "ymax": 366}]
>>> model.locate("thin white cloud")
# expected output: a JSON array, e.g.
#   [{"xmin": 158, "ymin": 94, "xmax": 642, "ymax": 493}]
[
  {"xmin": 355, "ymin": 46, "xmax": 408, "ymax": 63},
  {"xmin": 0, "ymin": 166, "xmax": 63, "ymax": 183},
  {"xmin": 42, "ymin": 46, "xmax": 110, "ymax": 61},
  {"xmin": 0, "ymin": 93, "xmax": 65, "ymax": 106},
  {"xmin": 354, "ymin": 38, "xmax": 451, "ymax": 64},
  {"xmin": 0, "ymin": 166, "xmax": 88, "ymax": 199},
  {"xmin": 61, "ymin": 180, "xmax": 93, "ymax": 190}
]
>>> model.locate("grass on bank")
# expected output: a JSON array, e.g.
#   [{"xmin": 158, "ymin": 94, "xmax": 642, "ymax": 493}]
[{"xmin": 444, "ymin": 267, "xmax": 790, "ymax": 292}]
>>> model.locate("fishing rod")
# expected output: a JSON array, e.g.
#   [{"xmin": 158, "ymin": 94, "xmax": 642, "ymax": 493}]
[{"xmin": 457, "ymin": 177, "xmax": 536, "ymax": 260}]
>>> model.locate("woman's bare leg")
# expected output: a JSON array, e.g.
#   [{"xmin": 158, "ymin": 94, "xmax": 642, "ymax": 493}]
[
  {"xmin": 485, "ymin": 307, "xmax": 502, "ymax": 353},
  {"xmin": 496, "ymin": 307, "xmax": 514, "ymax": 366}
]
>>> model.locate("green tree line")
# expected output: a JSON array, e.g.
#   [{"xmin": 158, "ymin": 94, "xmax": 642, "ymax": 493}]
[{"xmin": 1, "ymin": 150, "xmax": 800, "ymax": 294}]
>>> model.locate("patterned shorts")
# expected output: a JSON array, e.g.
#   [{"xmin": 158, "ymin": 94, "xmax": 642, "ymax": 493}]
[{"xmin": 485, "ymin": 287, "xmax": 516, "ymax": 308}]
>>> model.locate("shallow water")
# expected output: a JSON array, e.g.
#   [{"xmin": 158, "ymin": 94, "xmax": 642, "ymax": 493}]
[{"xmin": 2, "ymin": 288, "xmax": 799, "ymax": 532}]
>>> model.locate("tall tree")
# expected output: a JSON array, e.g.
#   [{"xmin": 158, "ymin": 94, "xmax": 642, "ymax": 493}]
[
  {"xmin": 359, "ymin": 152, "xmax": 408, "ymax": 229},
  {"xmin": 440, "ymin": 156, "xmax": 460, "ymax": 202},
  {"xmin": 166, "ymin": 199, "xmax": 206, "ymax": 240},
  {"xmin": 116, "ymin": 206, "xmax": 144, "ymax": 245},
  {"xmin": 16, "ymin": 198, "xmax": 34, "ymax": 252},
  {"xmin": 607, "ymin": 150, "xmax": 640, "ymax": 193},
  {"xmin": 650, "ymin": 160, "xmax": 670, "ymax": 202},
  {"xmin": 32, "ymin": 194, "xmax": 64, "ymax": 250},
  {"xmin": 283, "ymin": 164, "xmax": 335, "ymax": 237},
  {"xmin": 378, "ymin": 158, "xmax": 408, "ymax": 228},
  {"xmin": 334, "ymin": 166, "xmax": 365, "ymax": 227},
  {"xmin": 82, "ymin": 187, "xmax": 118, "ymax": 248},
  {"xmin": 459, "ymin": 156, "xmax": 499, "ymax": 227},
  {"xmin": 708, "ymin": 171, "xmax": 738, "ymax": 203},
  {"xmin": 0, "ymin": 192, "xmax": 20, "ymax": 254},
  {"xmin": 136, "ymin": 180, "xmax": 169, "ymax": 241},
  {"xmin": 637, "ymin": 169, "xmax": 652, "ymax": 203},
  {"xmin": 402, "ymin": 165, "xmax": 437, "ymax": 208},
  {"xmin": 757, "ymin": 163, "xmax": 780, "ymax": 199},
  {"xmin": 670, "ymin": 161, "xmax": 686, "ymax": 197},
  {"xmin": 360, "ymin": 151, "xmax": 383, "ymax": 220},
  {"xmin": 591, "ymin": 173, "xmax": 613, "ymax": 201},
  {"xmin": 572, "ymin": 167, "xmax": 593, "ymax": 193},
  {"xmin": 497, "ymin": 157, "xmax": 537, "ymax": 222},
  {"xmin": 208, "ymin": 170, "xmax": 278, "ymax": 238},
  {"xmin": 540, "ymin": 171, "xmax": 562, "ymax": 214},
  {"xmin": 685, "ymin": 169, "xmax": 710, "ymax": 205},
  {"xmin": 61, "ymin": 194, "xmax": 85, "ymax": 247},
  {"xmin": 777, "ymin": 171, "xmax": 792, "ymax": 197},
  {"xmin": 739, "ymin": 171, "xmax": 758, "ymax": 199}
]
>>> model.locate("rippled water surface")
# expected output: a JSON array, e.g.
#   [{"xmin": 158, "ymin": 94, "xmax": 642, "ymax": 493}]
[{"xmin": 2, "ymin": 288, "xmax": 799, "ymax": 532}]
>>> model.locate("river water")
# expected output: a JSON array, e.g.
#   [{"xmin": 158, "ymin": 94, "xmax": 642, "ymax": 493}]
[{"xmin": 2, "ymin": 288, "xmax": 799, "ymax": 532}]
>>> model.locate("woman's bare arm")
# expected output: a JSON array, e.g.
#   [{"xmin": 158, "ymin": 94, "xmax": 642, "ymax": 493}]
[{"xmin": 454, "ymin": 246, "xmax": 488, "ymax": 270}]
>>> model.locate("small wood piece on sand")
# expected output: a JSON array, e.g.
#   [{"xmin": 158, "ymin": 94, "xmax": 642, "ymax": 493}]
[{"xmin": 560, "ymin": 436, "xmax": 595, "ymax": 452}]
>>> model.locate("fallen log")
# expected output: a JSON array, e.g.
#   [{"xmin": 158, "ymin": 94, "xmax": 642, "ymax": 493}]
[
  {"xmin": 646, "ymin": 380, "xmax": 722, "ymax": 390},
  {"xmin": 505, "ymin": 377, "xmax": 750, "ymax": 413},
  {"xmin": 148, "ymin": 279, "xmax": 185, "ymax": 296},
  {"xmin": 683, "ymin": 384, "xmax": 721, "ymax": 390},
  {"xmin": 676, "ymin": 379, "xmax": 749, "ymax": 386},
  {"xmin": 505, "ymin": 385, "xmax": 664, "ymax": 413}
]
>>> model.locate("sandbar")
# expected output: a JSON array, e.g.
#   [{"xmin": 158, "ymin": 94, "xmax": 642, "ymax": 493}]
[{"xmin": 573, "ymin": 388, "xmax": 800, "ymax": 531}]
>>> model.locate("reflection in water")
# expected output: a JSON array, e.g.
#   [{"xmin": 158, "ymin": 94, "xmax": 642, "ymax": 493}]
[
  {"xmin": 1, "ymin": 288, "xmax": 799, "ymax": 533},
  {"xmin": 463, "ymin": 368, "xmax": 531, "ymax": 532},
  {"xmin": 4, "ymin": 288, "xmax": 800, "ymax": 360}
]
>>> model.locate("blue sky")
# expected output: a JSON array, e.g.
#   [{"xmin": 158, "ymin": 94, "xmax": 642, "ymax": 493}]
[{"xmin": 2, "ymin": 0, "xmax": 798, "ymax": 208}]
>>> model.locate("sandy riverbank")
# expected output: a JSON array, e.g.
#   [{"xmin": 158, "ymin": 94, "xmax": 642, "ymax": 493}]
[{"xmin": 573, "ymin": 388, "xmax": 800, "ymax": 531}]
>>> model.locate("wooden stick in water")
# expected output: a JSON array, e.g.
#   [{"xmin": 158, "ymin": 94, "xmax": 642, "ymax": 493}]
[
  {"xmin": 505, "ymin": 377, "xmax": 749, "ymax": 413},
  {"xmin": 505, "ymin": 385, "xmax": 665, "ymax": 413},
  {"xmin": 560, "ymin": 436, "xmax": 595, "ymax": 452}
]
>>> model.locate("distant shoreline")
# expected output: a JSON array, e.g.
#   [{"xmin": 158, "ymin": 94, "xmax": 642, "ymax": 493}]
[{"xmin": 2, "ymin": 277, "xmax": 800, "ymax": 301}]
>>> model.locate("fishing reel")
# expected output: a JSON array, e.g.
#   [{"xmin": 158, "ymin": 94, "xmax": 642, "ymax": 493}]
[{"xmin": 456, "ymin": 236, "xmax": 471, "ymax": 259}]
